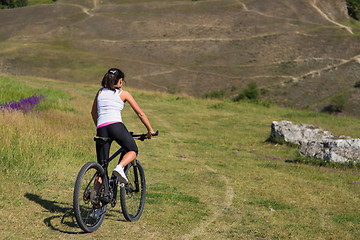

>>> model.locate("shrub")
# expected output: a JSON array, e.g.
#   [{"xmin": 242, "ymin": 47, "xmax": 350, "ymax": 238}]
[
  {"xmin": 346, "ymin": 0, "xmax": 360, "ymax": 20},
  {"xmin": 15, "ymin": 0, "xmax": 27, "ymax": 7},
  {"xmin": 0, "ymin": 0, "xmax": 27, "ymax": 8},
  {"xmin": 233, "ymin": 81, "xmax": 260, "ymax": 102},
  {"xmin": 203, "ymin": 89, "xmax": 226, "ymax": 99},
  {"xmin": 354, "ymin": 81, "xmax": 360, "ymax": 88},
  {"xmin": 0, "ymin": 0, "xmax": 57, "ymax": 8},
  {"xmin": 321, "ymin": 94, "xmax": 347, "ymax": 114}
]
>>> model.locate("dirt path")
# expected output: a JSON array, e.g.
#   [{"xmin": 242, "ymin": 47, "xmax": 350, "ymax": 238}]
[
  {"xmin": 182, "ymin": 166, "xmax": 234, "ymax": 240},
  {"xmin": 244, "ymin": 54, "xmax": 360, "ymax": 86},
  {"xmin": 59, "ymin": 0, "xmax": 98, "ymax": 17},
  {"xmin": 292, "ymin": 54, "xmax": 360, "ymax": 82},
  {"xmin": 150, "ymin": 113, "xmax": 235, "ymax": 240},
  {"xmin": 131, "ymin": 70, "xmax": 175, "ymax": 91},
  {"xmin": 239, "ymin": 1, "xmax": 321, "ymax": 26},
  {"xmin": 311, "ymin": 0, "xmax": 353, "ymax": 34},
  {"xmin": 239, "ymin": 0, "xmax": 353, "ymax": 34},
  {"xmin": 57, "ymin": 2, "xmax": 93, "ymax": 16}
]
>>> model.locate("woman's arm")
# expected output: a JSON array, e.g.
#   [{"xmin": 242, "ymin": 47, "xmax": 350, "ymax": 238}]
[
  {"xmin": 91, "ymin": 92, "xmax": 99, "ymax": 127},
  {"xmin": 122, "ymin": 91, "xmax": 155, "ymax": 138}
]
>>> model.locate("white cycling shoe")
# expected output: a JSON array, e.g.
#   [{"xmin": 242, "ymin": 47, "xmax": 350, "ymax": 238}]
[{"xmin": 113, "ymin": 165, "xmax": 128, "ymax": 184}]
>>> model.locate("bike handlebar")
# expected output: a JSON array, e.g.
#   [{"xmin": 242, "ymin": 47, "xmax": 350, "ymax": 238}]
[
  {"xmin": 94, "ymin": 130, "xmax": 159, "ymax": 143},
  {"xmin": 131, "ymin": 130, "xmax": 159, "ymax": 141}
]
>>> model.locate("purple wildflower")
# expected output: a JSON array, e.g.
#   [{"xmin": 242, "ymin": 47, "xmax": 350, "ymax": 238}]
[{"xmin": 0, "ymin": 94, "xmax": 46, "ymax": 113}]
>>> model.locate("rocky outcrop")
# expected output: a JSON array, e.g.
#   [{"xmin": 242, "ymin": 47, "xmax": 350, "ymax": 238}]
[{"xmin": 271, "ymin": 120, "xmax": 360, "ymax": 163}]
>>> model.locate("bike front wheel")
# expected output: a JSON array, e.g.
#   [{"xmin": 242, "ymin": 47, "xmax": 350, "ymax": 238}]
[
  {"xmin": 73, "ymin": 162, "xmax": 108, "ymax": 232},
  {"xmin": 120, "ymin": 160, "xmax": 146, "ymax": 222}
]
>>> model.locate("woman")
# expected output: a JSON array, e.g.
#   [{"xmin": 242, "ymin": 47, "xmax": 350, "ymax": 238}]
[{"xmin": 91, "ymin": 68, "xmax": 155, "ymax": 184}]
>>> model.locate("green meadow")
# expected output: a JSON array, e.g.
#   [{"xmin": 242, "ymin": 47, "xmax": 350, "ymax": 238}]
[{"xmin": 0, "ymin": 74, "xmax": 359, "ymax": 239}]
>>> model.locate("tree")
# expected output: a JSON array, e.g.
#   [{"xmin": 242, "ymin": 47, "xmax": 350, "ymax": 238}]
[
  {"xmin": 347, "ymin": 0, "xmax": 360, "ymax": 20},
  {"xmin": 15, "ymin": 0, "xmax": 27, "ymax": 7},
  {"xmin": 0, "ymin": 0, "xmax": 27, "ymax": 8}
]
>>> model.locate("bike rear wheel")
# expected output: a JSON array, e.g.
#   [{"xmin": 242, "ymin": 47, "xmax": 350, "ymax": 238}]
[
  {"xmin": 120, "ymin": 160, "xmax": 146, "ymax": 222},
  {"xmin": 73, "ymin": 162, "xmax": 108, "ymax": 232}
]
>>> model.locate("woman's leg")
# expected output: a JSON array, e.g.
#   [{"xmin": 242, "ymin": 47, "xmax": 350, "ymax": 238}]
[
  {"xmin": 94, "ymin": 126, "xmax": 111, "ymax": 190},
  {"xmin": 119, "ymin": 151, "xmax": 137, "ymax": 168},
  {"xmin": 108, "ymin": 123, "xmax": 138, "ymax": 183},
  {"xmin": 108, "ymin": 122, "xmax": 138, "ymax": 168},
  {"xmin": 113, "ymin": 150, "xmax": 137, "ymax": 183}
]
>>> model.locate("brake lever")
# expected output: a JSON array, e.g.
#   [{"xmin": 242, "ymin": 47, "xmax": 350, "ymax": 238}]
[{"xmin": 139, "ymin": 130, "xmax": 159, "ymax": 141}]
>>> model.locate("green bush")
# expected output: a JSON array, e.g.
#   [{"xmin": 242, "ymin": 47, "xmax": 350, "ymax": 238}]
[
  {"xmin": 233, "ymin": 81, "xmax": 260, "ymax": 102},
  {"xmin": 202, "ymin": 89, "xmax": 226, "ymax": 99},
  {"xmin": 321, "ymin": 94, "xmax": 347, "ymax": 114},
  {"xmin": 346, "ymin": 0, "xmax": 360, "ymax": 20},
  {"xmin": 0, "ymin": 0, "xmax": 27, "ymax": 8},
  {"xmin": 0, "ymin": 0, "xmax": 56, "ymax": 8},
  {"xmin": 354, "ymin": 81, "xmax": 360, "ymax": 88},
  {"xmin": 15, "ymin": 0, "xmax": 27, "ymax": 7}
]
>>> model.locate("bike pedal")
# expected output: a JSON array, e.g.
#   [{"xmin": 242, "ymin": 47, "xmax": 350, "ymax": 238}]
[{"xmin": 118, "ymin": 183, "xmax": 125, "ymax": 187}]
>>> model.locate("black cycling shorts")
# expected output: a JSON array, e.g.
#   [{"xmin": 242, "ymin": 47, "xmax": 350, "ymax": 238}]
[{"xmin": 96, "ymin": 122, "xmax": 138, "ymax": 165}]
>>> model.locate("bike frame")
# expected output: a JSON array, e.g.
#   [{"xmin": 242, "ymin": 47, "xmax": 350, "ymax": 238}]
[
  {"xmin": 94, "ymin": 131, "xmax": 157, "ymax": 180},
  {"xmin": 94, "ymin": 137, "xmax": 125, "ymax": 205},
  {"xmin": 93, "ymin": 131, "xmax": 157, "ymax": 202}
]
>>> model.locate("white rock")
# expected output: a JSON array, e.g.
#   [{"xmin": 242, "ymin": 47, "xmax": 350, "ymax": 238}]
[{"xmin": 271, "ymin": 121, "xmax": 360, "ymax": 163}]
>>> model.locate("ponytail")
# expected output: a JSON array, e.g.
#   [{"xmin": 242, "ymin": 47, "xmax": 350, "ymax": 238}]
[{"xmin": 101, "ymin": 68, "xmax": 125, "ymax": 90}]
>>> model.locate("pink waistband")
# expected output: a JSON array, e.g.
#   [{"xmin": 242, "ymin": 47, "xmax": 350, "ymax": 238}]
[{"xmin": 97, "ymin": 121, "xmax": 121, "ymax": 129}]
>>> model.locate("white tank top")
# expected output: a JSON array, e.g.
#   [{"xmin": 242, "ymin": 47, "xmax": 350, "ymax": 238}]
[{"xmin": 97, "ymin": 88, "xmax": 124, "ymax": 128}]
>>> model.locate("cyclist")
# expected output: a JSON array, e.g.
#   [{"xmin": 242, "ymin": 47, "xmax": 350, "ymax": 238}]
[{"xmin": 91, "ymin": 68, "xmax": 155, "ymax": 184}]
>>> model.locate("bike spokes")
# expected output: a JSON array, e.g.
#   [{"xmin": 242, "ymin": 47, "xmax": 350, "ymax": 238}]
[
  {"xmin": 120, "ymin": 161, "xmax": 146, "ymax": 222},
  {"xmin": 73, "ymin": 162, "xmax": 108, "ymax": 232}
]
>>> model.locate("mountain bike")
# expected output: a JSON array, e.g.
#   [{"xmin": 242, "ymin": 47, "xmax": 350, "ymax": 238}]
[{"xmin": 73, "ymin": 131, "xmax": 158, "ymax": 233}]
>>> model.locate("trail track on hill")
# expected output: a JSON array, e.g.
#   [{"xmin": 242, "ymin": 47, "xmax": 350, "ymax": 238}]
[
  {"xmin": 63, "ymin": 0, "xmax": 357, "ymax": 93},
  {"xmin": 151, "ymin": 112, "xmax": 235, "ymax": 239},
  {"xmin": 182, "ymin": 166, "xmax": 234, "ymax": 240},
  {"xmin": 240, "ymin": 0, "xmax": 352, "ymax": 33},
  {"xmin": 59, "ymin": 0, "xmax": 98, "ymax": 17},
  {"xmin": 292, "ymin": 54, "xmax": 360, "ymax": 82},
  {"xmin": 247, "ymin": 54, "xmax": 360, "ymax": 85},
  {"xmin": 311, "ymin": 0, "xmax": 353, "ymax": 34},
  {"xmin": 239, "ymin": 1, "xmax": 319, "ymax": 25}
]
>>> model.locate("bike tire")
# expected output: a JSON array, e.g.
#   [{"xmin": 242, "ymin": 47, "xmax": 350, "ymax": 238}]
[
  {"xmin": 120, "ymin": 160, "xmax": 146, "ymax": 222},
  {"xmin": 73, "ymin": 162, "xmax": 108, "ymax": 232}
]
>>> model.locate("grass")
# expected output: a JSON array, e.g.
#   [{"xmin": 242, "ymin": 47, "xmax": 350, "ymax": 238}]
[
  {"xmin": 25, "ymin": 0, "xmax": 57, "ymax": 6},
  {"xmin": 0, "ymin": 74, "xmax": 359, "ymax": 239},
  {"xmin": 0, "ymin": 75, "xmax": 43, "ymax": 103}
]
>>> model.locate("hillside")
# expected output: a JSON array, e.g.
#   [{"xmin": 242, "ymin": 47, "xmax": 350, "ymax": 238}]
[{"xmin": 1, "ymin": 0, "xmax": 360, "ymax": 117}]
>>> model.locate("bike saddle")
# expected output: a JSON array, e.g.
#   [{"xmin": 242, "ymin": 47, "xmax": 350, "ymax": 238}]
[{"xmin": 94, "ymin": 136, "xmax": 111, "ymax": 144}]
